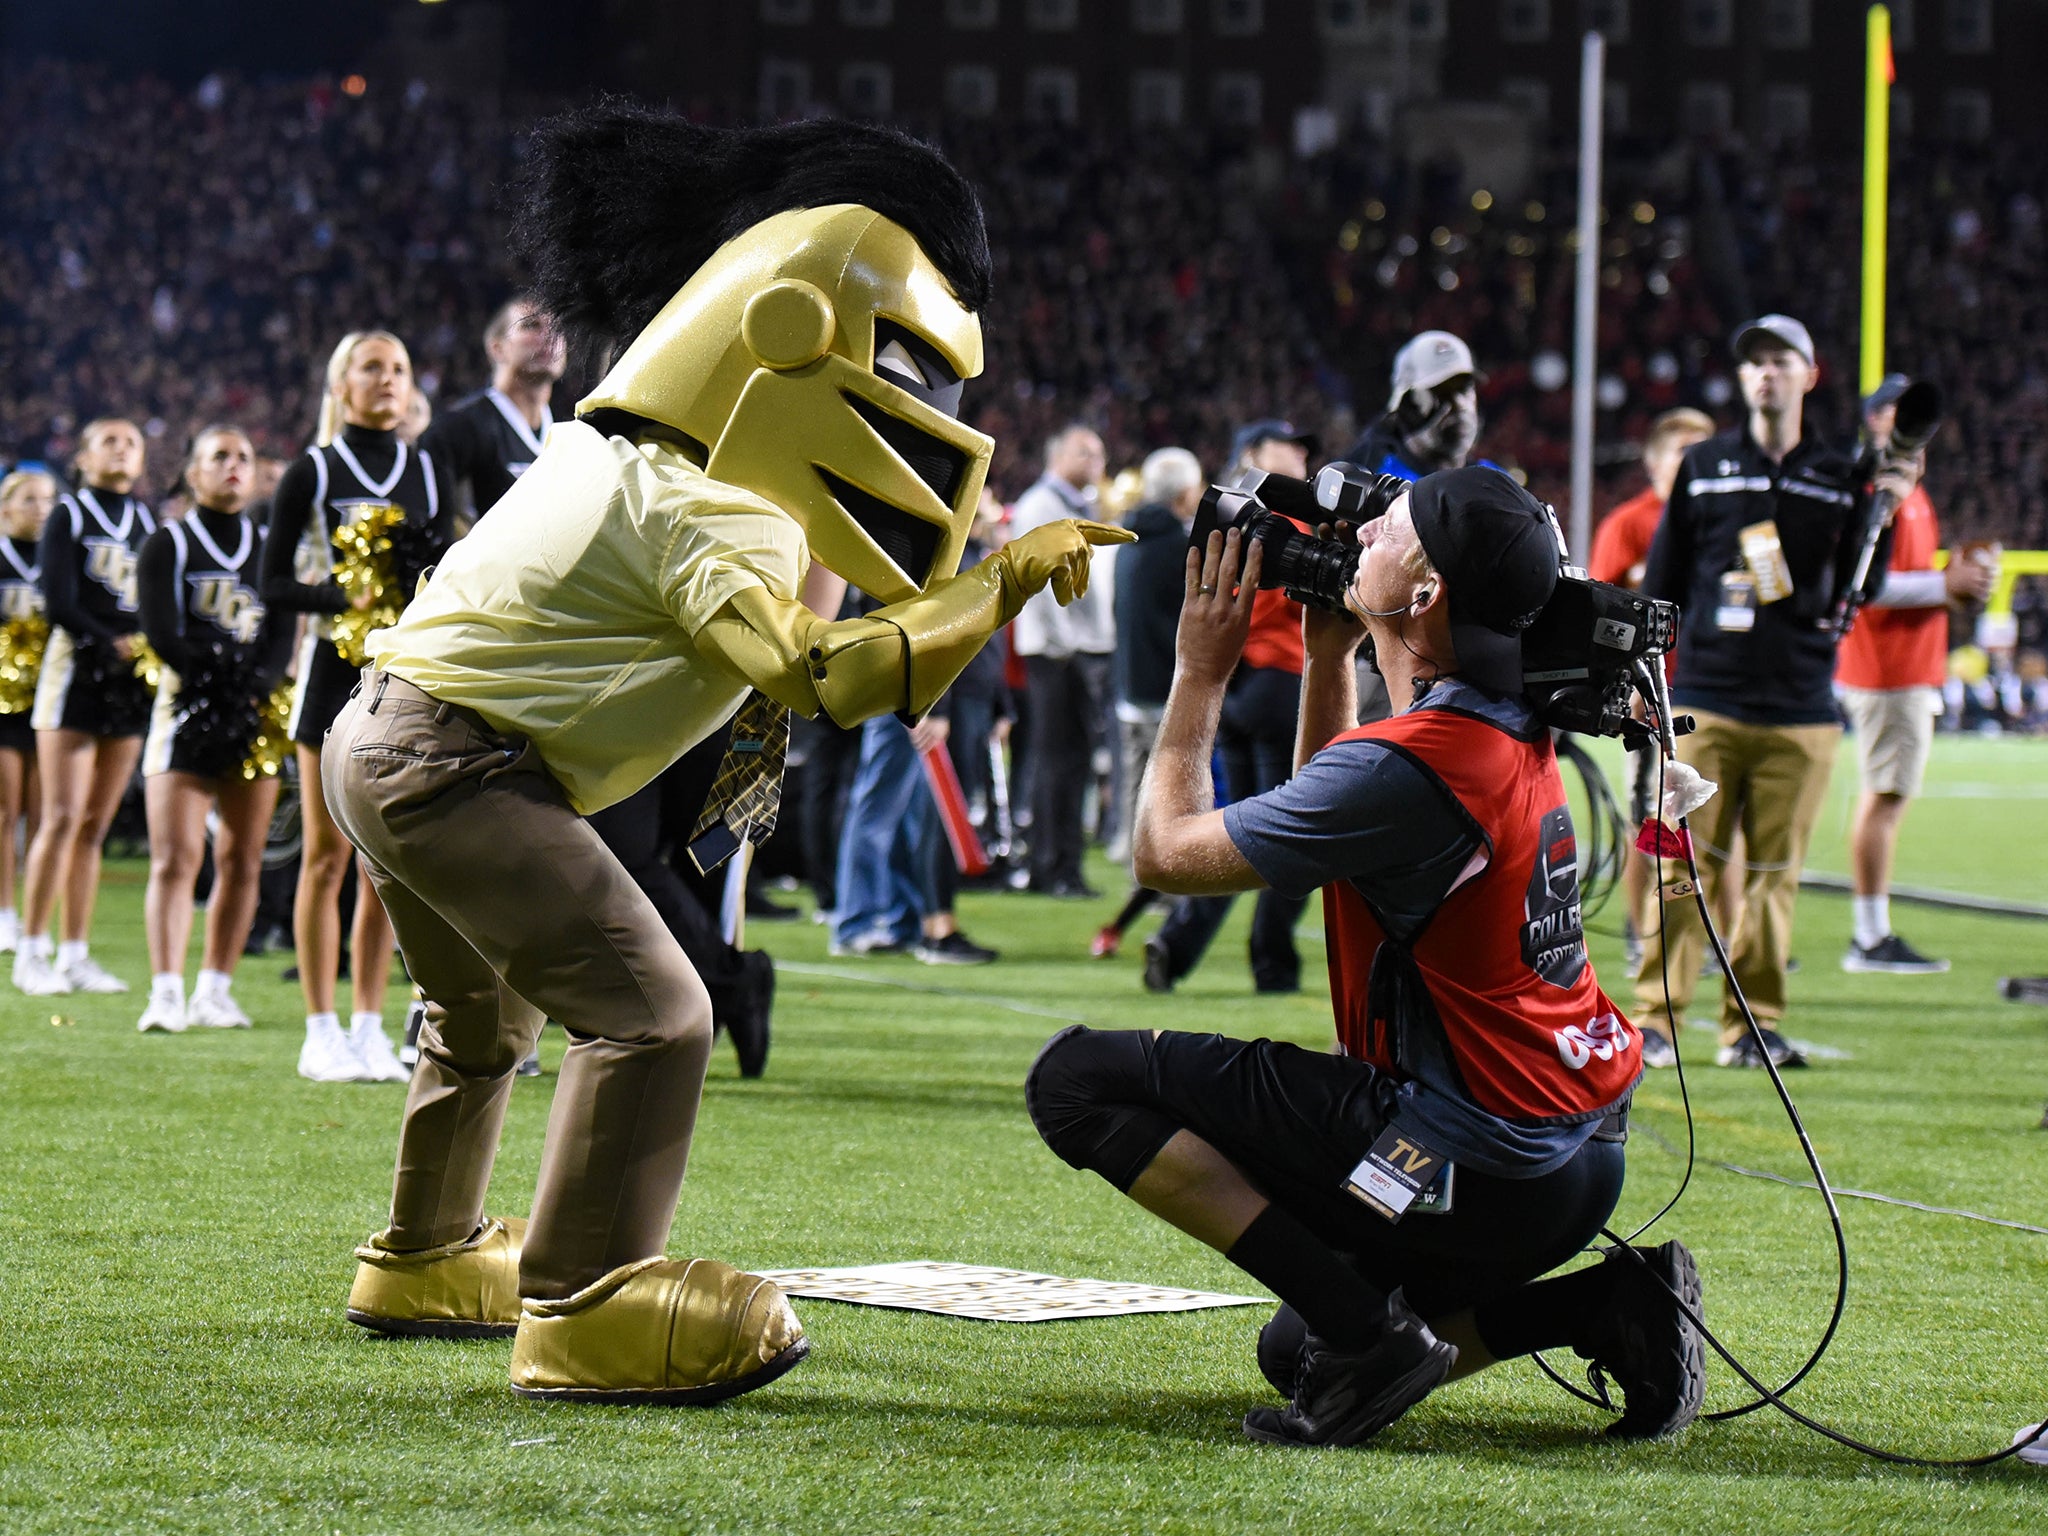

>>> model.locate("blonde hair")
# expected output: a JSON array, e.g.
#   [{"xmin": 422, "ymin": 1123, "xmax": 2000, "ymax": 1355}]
[
  {"xmin": 0, "ymin": 467, "xmax": 57, "ymax": 511},
  {"xmin": 1645, "ymin": 407, "xmax": 1715, "ymax": 462},
  {"xmin": 316, "ymin": 331, "xmax": 412, "ymax": 447}
]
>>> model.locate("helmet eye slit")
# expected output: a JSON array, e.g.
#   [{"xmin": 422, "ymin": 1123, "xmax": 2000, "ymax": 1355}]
[{"xmin": 872, "ymin": 318, "xmax": 964, "ymax": 418}]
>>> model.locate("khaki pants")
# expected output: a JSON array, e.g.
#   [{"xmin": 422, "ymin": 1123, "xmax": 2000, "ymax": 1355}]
[
  {"xmin": 325, "ymin": 672, "xmax": 713, "ymax": 1299},
  {"xmin": 1632, "ymin": 710, "xmax": 1839, "ymax": 1046}
]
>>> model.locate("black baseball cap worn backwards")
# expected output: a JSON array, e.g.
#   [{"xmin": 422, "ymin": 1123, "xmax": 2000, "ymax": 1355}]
[{"xmin": 1407, "ymin": 465, "xmax": 1561, "ymax": 695}]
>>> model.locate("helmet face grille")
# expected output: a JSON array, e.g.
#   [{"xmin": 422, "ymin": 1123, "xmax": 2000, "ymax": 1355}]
[
  {"xmin": 815, "ymin": 467, "xmax": 946, "ymax": 591},
  {"xmin": 845, "ymin": 393, "xmax": 968, "ymax": 508}
]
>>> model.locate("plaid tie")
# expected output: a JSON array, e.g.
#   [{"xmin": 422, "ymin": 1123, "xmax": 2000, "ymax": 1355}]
[{"xmin": 688, "ymin": 692, "xmax": 791, "ymax": 874}]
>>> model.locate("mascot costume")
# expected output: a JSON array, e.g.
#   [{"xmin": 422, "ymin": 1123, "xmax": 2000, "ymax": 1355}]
[{"xmin": 326, "ymin": 107, "xmax": 1127, "ymax": 1404}]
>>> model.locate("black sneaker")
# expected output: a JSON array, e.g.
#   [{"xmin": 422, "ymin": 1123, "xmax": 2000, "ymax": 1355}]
[
  {"xmin": 725, "ymin": 950, "xmax": 774, "ymax": 1079},
  {"xmin": 1241, "ymin": 1290, "xmax": 1456, "ymax": 1448},
  {"xmin": 515, "ymin": 1049, "xmax": 543, "ymax": 1077},
  {"xmin": 913, "ymin": 931, "xmax": 999, "ymax": 965},
  {"xmin": 1142, "ymin": 936, "xmax": 1173, "ymax": 994},
  {"xmin": 1842, "ymin": 933, "xmax": 1950, "ymax": 975},
  {"xmin": 1572, "ymin": 1240, "xmax": 1706, "ymax": 1439},
  {"xmin": 1715, "ymin": 1028, "xmax": 1807, "ymax": 1069},
  {"xmin": 1639, "ymin": 1028, "xmax": 1677, "ymax": 1070},
  {"xmin": 1256, "ymin": 1304, "xmax": 1309, "ymax": 1397}
]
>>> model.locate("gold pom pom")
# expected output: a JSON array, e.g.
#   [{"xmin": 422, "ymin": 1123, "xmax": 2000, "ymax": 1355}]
[
  {"xmin": 0, "ymin": 611, "xmax": 50, "ymax": 716},
  {"xmin": 329, "ymin": 502, "xmax": 408, "ymax": 668},
  {"xmin": 239, "ymin": 681, "xmax": 297, "ymax": 781},
  {"xmin": 130, "ymin": 636, "xmax": 164, "ymax": 692}
]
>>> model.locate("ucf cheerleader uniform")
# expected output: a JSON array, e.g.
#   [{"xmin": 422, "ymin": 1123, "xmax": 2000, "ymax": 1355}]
[
  {"xmin": 0, "ymin": 532, "xmax": 45, "ymax": 753},
  {"xmin": 32, "ymin": 486, "xmax": 157, "ymax": 737},
  {"xmin": 136, "ymin": 508, "xmax": 292, "ymax": 777},
  {"xmin": 259, "ymin": 424, "xmax": 455, "ymax": 746}
]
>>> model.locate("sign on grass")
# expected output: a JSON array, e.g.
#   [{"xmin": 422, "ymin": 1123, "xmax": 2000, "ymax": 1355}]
[{"xmin": 758, "ymin": 1261, "xmax": 1266, "ymax": 1322}]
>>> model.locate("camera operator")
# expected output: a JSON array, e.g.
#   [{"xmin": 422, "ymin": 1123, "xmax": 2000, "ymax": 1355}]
[
  {"xmin": 1837, "ymin": 374, "xmax": 1996, "ymax": 976},
  {"xmin": 1636, "ymin": 316, "xmax": 1920, "ymax": 1069},
  {"xmin": 1341, "ymin": 331, "xmax": 1481, "ymax": 482},
  {"xmin": 1143, "ymin": 419, "xmax": 1318, "ymax": 996},
  {"xmin": 1028, "ymin": 468, "xmax": 1700, "ymax": 1449}
]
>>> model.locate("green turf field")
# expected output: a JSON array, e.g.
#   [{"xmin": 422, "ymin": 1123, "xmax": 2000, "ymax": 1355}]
[{"xmin": 4, "ymin": 739, "xmax": 2046, "ymax": 1533}]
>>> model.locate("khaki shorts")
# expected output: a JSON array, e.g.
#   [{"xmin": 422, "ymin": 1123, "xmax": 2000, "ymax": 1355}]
[{"xmin": 1839, "ymin": 684, "xmax": 1940, "ymax": 798}]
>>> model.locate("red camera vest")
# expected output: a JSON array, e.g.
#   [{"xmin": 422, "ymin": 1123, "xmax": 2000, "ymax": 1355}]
[{"xmin": 1321, "ymin": 703, "xmax": 1640, "ymax": 1123}]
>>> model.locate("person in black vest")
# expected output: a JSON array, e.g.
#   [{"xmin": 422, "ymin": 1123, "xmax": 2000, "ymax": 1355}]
[
  {"xmin": 14, "ymin": 419, "xmax": 157, "ymax": 997},
  {"xmin": 1029, "ymin": 469, "xmax": 1700, "ymax": 1450},
  {"xmin": 420, "ymin": 295, "xmax": 565, "ymax": 530},
  {"xmin": 134, "ymin": 427, "xmax": 294, "ymax": 1034},
  {"xmin": 1634, "ymin": 314, "xmax": 1919, "ymax": 1069},
  {"xmin": 0, "ymin": 467, "xmax": 57, "ymax": 960},
  {"xmin": 260, "ymin": 332, "xmax": 455, "ymax": 1082}
]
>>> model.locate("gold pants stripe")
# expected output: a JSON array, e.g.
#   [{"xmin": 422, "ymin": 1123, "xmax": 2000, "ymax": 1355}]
[
  {"xmin": 1632, "ymin": 709, "xmax": 1840, "ymax": 1045},
  {"xmin": 325, "ymin": 673, "xmax": 714, "ymax": 1299}
]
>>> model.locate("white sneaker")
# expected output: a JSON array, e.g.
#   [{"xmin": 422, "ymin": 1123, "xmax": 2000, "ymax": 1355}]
[
  {"xmin": 13, "ymin": 951, "xmax": 71, "ymax": 996},
  {"xmin": 299, "ymin": 1016, "xmax": 368, "ymax": 1082},
  {"xmin": 350, "ymin": 1016, "xmax": 410, "ymax": 1082},
  {"xmin": 61, "ymin": 954, "xmax": 129, "ymax": 994},
  {"xmin": 137, "ymin": 994, "xmax": 188, "ymax": 1033},
  {"xmin": 186, "ymin": 990, "xmax": 252, "ymax": 1029}
]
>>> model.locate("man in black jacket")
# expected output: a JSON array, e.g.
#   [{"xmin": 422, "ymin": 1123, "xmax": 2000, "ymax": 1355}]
[
  {"xmin": 1635, "ymin": 314, "xmax": 1918, "ymax": 1069},
  {"xmin": 1094, "ymin": 447, "xmax": 1203, "ymax": 957}
]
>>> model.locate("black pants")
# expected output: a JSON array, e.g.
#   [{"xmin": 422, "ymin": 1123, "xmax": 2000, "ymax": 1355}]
[
  {"xmin": 1027, "ymin": 1026, "xmax": 1626, "ymax": 1319},
  {"xmin": 586, "ymin": 776, "xmax": 750, "ymax": 1020},
  {"xmin": 1024, "ymin": 653, "xmax": 1110, "ymax": 889},
  {"xmin": 1155, "ymin": 665, "xmax": 1309, "ymax": 992}
]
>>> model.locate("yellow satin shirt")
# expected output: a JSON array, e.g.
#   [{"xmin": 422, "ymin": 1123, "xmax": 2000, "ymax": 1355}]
[{"xmin": 368, "ymin": 420, "xmax": 807, "ymax": 814}]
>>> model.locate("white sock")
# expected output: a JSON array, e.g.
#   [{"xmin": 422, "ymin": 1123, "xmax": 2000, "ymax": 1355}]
[
  {"xmin": 0, "ymin": 907, "xmax": 17, "ymax": 935},
  {"xmin": 57, "ymin": 939, "xmax": 88, "ymax": 967},
  {"xmin": 151, "ymin": 972, "xmax": 184, "ymax": 1002},
  {"xmin": 22, "ymin": 932, "xmax": 53, "ymax": 960},
  {"xmin": 307, "ymin": 1010, "xmax": 340, "ymax": 1035},
  {"xmin": 194, "ymin": 968, "xmax": 232, "ymax": 1000},
  {"xmin": 351, "ymin": 1010, "xmax": 384, "ymax": 1035},
  {"xmin": 1852, "ymin": 894, "xmax": 1890, "ymax": 950}
]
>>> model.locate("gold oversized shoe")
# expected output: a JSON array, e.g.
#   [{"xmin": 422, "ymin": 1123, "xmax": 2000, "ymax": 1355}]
[
  {"xmin": 509, "ymin": 1256, "xmax": 809, "ymax": 1406},
  {"xmin": 345, "ymin": 1217, "xmax": 526, "ymax": 1339}
]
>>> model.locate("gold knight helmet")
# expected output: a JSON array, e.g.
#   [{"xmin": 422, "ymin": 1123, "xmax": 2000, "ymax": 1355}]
[{"xmin": 514, "ymin": 109, "xmax": 996, "ymax": 604}]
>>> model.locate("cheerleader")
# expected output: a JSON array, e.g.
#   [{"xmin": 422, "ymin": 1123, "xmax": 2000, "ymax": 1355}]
[
  {"xmin": 0, "ymin": 468, "xmax": 57, "ymax": 955},
  {"xmin": 258, "ymin": 333, "xmax": 454, "ymax": 1080},
  {"xmin": 134, "ymin": 428, "xmax": 294, "ymax": 1033},
  {"xmin": 14, "ymin": 419, "xmax": 157, "ymax": 997}
]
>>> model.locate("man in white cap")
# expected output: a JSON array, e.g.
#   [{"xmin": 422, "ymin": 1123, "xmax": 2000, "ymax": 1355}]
[
  {"xmin": 1635, "ymin": 314, "xmax": 1922, "ymax": 1070},
  {"xmin": 1342, "ymin": 331, "xmax": 1482, "ymax": 482}
]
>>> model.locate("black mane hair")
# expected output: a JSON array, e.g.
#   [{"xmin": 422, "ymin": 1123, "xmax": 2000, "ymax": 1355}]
[{"xmin": 508, "ymin": 103, "xmax": 992, "ymax": 366}]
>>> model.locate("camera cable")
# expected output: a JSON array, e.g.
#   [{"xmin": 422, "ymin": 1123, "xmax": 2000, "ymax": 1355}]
[{"xmin": 1529, "ymin": 687, "xmax": 2048, "ymax": 1467}]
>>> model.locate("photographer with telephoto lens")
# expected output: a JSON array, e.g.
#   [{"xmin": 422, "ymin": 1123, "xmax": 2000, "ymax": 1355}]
[{"xmin": 1028, "ymin": 467, "xmax": 1702, "ymax": 1450}]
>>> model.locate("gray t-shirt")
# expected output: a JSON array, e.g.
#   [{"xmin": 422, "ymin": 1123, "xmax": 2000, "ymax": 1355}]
[{"xmin": 1222, "ymin": 678, "xmax": 1604, "ymax": 1178}]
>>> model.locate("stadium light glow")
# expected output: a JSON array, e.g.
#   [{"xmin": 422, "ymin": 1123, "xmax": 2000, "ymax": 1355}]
[{"xmin": 342, "ymin": 75, "xmax": 368, "ymax": 96}]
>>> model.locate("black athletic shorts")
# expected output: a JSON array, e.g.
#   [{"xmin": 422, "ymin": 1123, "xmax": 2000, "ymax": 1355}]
[
  {"xmin": 288, "ymin": 634, "xmax": 364, "ymax": 749},
  {"xmin": 0, "ymin": 710, "xmax": 32, "ymax": 754},
  {"xmin": 1029, "ymin": 1027, "xmax": 1627, "ymax": 1318},
  {"xmin": 30, "ymin": 629, "xmax": 152, "ymax": 739}
]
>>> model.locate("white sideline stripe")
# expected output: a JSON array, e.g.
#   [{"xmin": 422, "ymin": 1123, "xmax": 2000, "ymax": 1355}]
[
  {"xmin": 773, "ymin": 961, "xmax": 1091, "ymax": 1024},
  {"xmin": 1713, "ymin": 1163, "xmax": 2048, "ymax": 1237}
]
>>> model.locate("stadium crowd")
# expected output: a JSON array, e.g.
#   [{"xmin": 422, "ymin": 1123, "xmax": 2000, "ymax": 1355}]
[{"xmin": 3, "ymin": 62, "xmax": 2045, "ymax": 1074}]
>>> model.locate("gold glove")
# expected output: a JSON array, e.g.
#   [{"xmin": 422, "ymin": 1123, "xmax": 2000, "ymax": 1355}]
[
  {"xmin": 509, "ymin": 1255, "xmax": 807, "ymax": 1405},
  {"xmin": 345, "ymin": 1216, "xmax": 526, "ymax": 1339},
  {"xmin": 696, "ymin": 518, "xmax": 1132, "ymax": 725}
]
